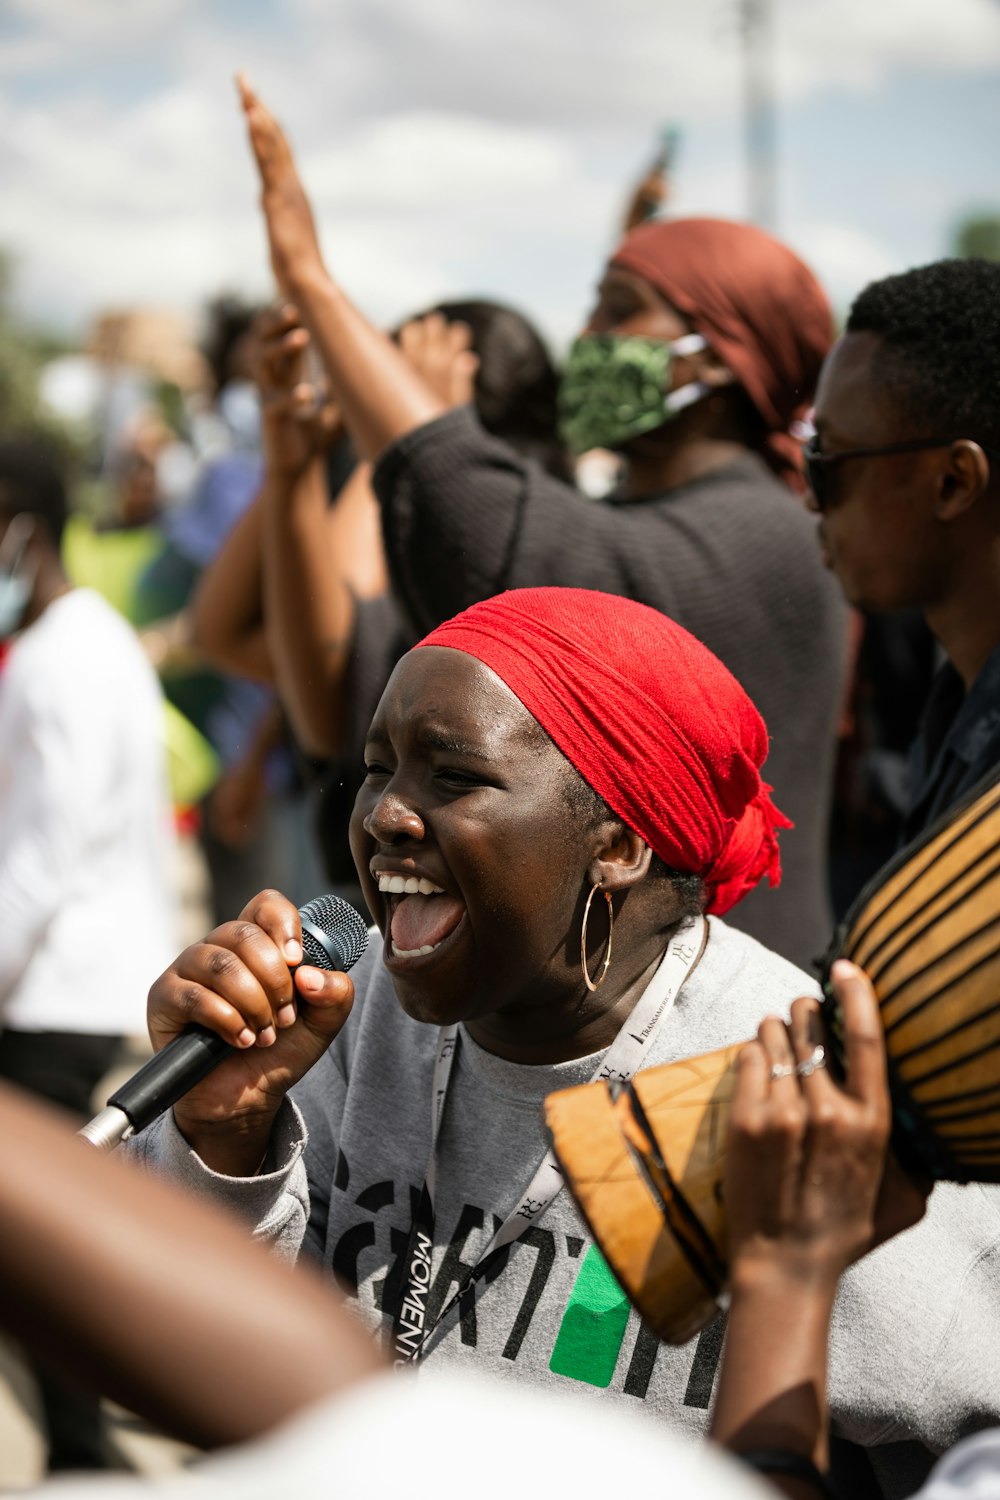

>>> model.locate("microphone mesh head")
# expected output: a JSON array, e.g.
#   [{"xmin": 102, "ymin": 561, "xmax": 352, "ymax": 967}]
[{"xmin": 299, "ymin": 894, "xmax": 369, "ymax": 973}]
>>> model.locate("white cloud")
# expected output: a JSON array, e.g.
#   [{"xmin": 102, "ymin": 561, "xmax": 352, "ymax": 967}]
[
  {"xmin": 784, "ymin": 0, "xmax": 1000, "ymax": 92},
  {"xmin": 784, "ymin": 224, "xmax": 900, "ymax": 313},
  {"xmin": 301, "ymin": 112, "xmax": 574, "ymax": 209},
  {"xmin": 0, "ymin": 0, "xmax": 997, "ymax": 345}
]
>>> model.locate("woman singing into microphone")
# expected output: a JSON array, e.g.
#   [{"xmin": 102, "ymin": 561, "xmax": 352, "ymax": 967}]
[{"xmin": 134, "ymin": 587, "xmax": 1000, "ymax": 1485}]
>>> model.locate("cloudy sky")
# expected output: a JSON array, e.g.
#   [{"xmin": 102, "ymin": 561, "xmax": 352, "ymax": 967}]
[{"xmin": 2, "ymin": 0, "xmax": 999, "ymax": 349}]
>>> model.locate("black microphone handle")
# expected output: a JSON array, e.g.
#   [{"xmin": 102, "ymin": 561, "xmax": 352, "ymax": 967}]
[
  {"xmin": 78, "ymin": 895, "xmax": 369, "ymax": 1151},
  {"xmin": 107, "ymin": 1025, "xmax": 235, "ymax": 1133}
]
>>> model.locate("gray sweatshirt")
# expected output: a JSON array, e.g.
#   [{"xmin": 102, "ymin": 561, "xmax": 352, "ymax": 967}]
[{"xmin": 129, "ymin": 918, "xmax": 1000, "ymax": 1497}]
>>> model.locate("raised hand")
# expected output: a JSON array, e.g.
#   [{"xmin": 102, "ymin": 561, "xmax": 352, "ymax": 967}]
[
  {"xmin": 237, "ymin": 73, "xmax": 327, "ymax": 298},
  {"xmin": 147, "ymin": 888, "xmax": 354, "ymax": 1174},
  {"xmin": 235, "ymin": 74, "xmax": 447, "ymax": 463},
  {"xmin": 398, "ymin": 313, "xmax": 480, "ymax": 410},
  {"xmin": 622, "ymin": 165, "xmax": 669, "ymax": 233},
  {"xmin": 252, "ymin": 304, "xmax": 342, "ymax": 480}
]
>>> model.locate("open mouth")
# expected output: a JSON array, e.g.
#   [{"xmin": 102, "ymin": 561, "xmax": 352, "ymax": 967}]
[{"xmin": 376, "ymin": 873, "xmax": 467, "ymax": 962}]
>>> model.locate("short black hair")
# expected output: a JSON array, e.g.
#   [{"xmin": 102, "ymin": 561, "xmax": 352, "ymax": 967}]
[
  {"xmin": 0, "ymin": 439, "xmax": 69, "ymax": 547},
  {"xmin": 201, "ymin": 295, "xmax": 264, "ymax": 396},
  {"xmin": 846, "ymin": 258, "xmax": 1000, "ymax": 451},
  {"xmin": 421, "ymin": 298, "xmax": 570, "ymax": 481}
]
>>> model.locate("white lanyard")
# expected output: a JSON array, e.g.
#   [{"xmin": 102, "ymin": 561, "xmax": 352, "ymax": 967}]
[{"xmin": 391, "ymin": 916, "xmax": 707, "ymax": 1364}]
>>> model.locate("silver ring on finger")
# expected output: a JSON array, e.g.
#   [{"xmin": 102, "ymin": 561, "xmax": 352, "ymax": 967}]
[
  {"xmin": 796, "ymin": 1043, "xmax": 827, "ymax": 1078},
  {"xmin": 769, "ymin": 1061, "xmax": 797, "ymax": 1081}
]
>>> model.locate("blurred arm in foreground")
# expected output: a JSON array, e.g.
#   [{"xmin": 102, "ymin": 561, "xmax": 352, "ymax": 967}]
[{"xmin": 0, "ymin": 1083, "xmax": 761, "ymax": 1500}]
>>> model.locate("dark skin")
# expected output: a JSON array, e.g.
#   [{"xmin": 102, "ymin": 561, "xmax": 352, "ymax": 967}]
[
  {"xmin": 351, "ymin": 648, "xmax": 686, "ymax": 1061},
  {"xmin": 149, "ymin": 648, "xmax": 693, "ymax": 1172},
  {"xmin": 235, "ymin": 76, "xmax": 763, "ymax": 503},
  {"xmin": 0, "ymin": 974, "xmax": 924, "ymax": 1487},
  {"xmin": 713, "ymin": 968, "xmax": 929, "ymax": 1497},
  {"xmin": 811, "ymin": 330, "xmax": 1000, "ymax": 689},
  {"xmin": 0, "ymin": 1084, "xmax": 383, "ymax": 1452},
  {"xmin": 190, "ymin": 303, "xmax": 476, "ymax": 759}
]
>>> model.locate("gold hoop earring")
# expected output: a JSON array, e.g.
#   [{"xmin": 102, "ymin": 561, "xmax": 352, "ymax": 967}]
[{"xmin": 581, "ymin": 883, "xmax": 614, "ymax": 992}]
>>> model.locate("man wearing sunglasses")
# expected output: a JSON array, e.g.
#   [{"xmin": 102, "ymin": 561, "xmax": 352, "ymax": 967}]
[{"xmin": 807, "ymin": 256, "xmax": 1000, "ymax": 845}]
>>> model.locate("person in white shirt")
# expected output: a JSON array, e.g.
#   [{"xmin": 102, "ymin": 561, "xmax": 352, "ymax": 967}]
[{"xmin": 0, "ymin": 439, "xmax": 177, "ymax": 1471}]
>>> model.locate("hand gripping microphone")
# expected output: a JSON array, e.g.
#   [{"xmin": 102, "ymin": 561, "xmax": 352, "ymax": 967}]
[{"xmin": 79, "ymin": 895, "xmax": 369, "ymax": 1153}]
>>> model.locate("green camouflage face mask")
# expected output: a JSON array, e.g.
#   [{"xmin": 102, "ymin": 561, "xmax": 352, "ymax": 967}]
[{"xmin": 558, "ymin": 332, "xmax": 709, "ymax": 455}]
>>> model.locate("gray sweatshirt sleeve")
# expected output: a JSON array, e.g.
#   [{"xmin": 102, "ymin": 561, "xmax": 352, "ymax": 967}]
[
  {"xmin": 118, "ymin": 995, "xmax": 363, "ymax": 1266},
  {"xmin": 902, "ymin": 1185, "xmax": 1000, "ymax": 1449},
  {"xmin": 121, "ymin": 1100, "xmax": 312, "ymax": 1264},
  {"xmin": 827, "ymin": 1181, "xmax": 1000, "ymax": 1456}
]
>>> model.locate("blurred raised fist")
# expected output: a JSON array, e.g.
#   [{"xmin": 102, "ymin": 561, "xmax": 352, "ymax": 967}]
[
  {"xmin": 252, "ymin": 304, "xmax": 342, "ymax": 479},
  {"xmin": 398, "ymin": 313, "xmax": 479, "ymax": 410}
]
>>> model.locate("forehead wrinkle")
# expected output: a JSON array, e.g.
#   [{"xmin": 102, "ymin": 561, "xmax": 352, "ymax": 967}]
[
  {"xmin": 366, "ymin": 705, "xmax": 544, "ymax": 763},
  {"xmin": 418, "ymin": 726, "xmax": 497, "ymax": 762},
  {"xmin": 371, "ymin": 646, "xmax": 554, "ymax": 763}
]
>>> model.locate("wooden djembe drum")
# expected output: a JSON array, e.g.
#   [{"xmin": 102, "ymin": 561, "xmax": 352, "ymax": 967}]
[{"xmin": 544, "ymin": 768, "xmax": 1000, "ymax": 1344}]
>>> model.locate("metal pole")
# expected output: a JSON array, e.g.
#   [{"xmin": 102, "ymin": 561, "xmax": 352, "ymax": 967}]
[{"xmin": 742, "ymin": 0, "xmax": 777, "ymax": 230}]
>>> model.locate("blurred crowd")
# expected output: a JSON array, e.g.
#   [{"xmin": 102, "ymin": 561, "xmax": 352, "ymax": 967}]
[{"xmin": 0, "ymin": 78, "xmax": 999, "ymax": 1500}]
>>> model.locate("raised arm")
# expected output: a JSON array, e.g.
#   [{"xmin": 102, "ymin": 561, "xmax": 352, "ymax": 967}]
[
  {"xmin": 198, "ymin": 288, "xmax": 492, "ymax": 755},
  {"xmin": 0, "ymin": 1083, "xmax": 383, "ymax": 1451},
  {"xmin": 248, "ymin": 306, "xmax": 363, "ymax": 756},
  {"xmin": 711, "ymin": 964, "xmax": 929, "ymax": 1497},
  {"xmin": 187, "ymin": 486, "xmax": 271, "ymax": 681},
  {"xmin": 191, "ymin": 303, "xmax": 367, "ymax": 757},
  {"xmin": 235, "ymin": 75, "xmax": 606, "ymax": 638},
  {"xmin": 189, "ymin": 492, "xmax": 273, "ymax": 681},
  {"xmin": 237, "ymin": 75, "xmax": 445, "ymax": 461}
]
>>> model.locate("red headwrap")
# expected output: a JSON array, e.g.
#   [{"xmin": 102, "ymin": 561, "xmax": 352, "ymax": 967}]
[
  {"xmin": 416, "ymin": 588, "xmax": 790, "ymax": 916},
  {"xmin": 610, "ymin": 217, "xmax": 832, "ymax": 490}
]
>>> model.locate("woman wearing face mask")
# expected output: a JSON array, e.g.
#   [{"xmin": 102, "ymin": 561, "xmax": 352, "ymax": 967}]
[
  {"xmin": 136, "ymin": 585, "xmax": 1000, "ymax": 1481},
  {"xmin": 235, "ymin": 80, "xmax": 847, "ymax": 974}
]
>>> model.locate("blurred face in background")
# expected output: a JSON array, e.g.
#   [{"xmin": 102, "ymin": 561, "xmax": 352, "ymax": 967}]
[
  {"xmin": 583, "ymin": 267, "xmax": 692, "ymax": 344},
  {"xmin": 559, "ymin": 268, "xmax": 728, "ymax": 459}
]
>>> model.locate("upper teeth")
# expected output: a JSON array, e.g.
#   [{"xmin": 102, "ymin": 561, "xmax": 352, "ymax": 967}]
[{"xmin": 376, "ymin": 874, "xmax": 444, "ymax": 895}]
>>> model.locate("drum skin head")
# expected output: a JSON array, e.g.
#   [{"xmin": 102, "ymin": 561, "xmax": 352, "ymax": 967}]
[{"xmin": 545, "ymin": 1044, "xmax": 742, "ymax": 1345}]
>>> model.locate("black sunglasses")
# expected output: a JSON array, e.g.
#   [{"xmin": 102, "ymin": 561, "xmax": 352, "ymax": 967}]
[{"xmin": 802, "ymin": 436, "xmax": 957, "ymax": 512}]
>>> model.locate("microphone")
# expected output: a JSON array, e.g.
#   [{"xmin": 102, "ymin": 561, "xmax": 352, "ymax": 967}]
[{"xmin": 79, "ymin": 894, "xmax": 369, "ymax": 1153}]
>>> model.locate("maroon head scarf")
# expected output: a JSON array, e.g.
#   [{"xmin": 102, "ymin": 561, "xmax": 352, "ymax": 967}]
[
  {"xmin": 610, "ymin": 217, "xmax": 833, "ymax": 489},
  {"xmin": 416, "ymin": 587, "xmax": 790, "ymax": 916}
]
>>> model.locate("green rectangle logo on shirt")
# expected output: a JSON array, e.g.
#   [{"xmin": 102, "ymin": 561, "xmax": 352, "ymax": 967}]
[{"xmin": 548, "ymin": 1244, "xmax": 631, "ymax": 1388}]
